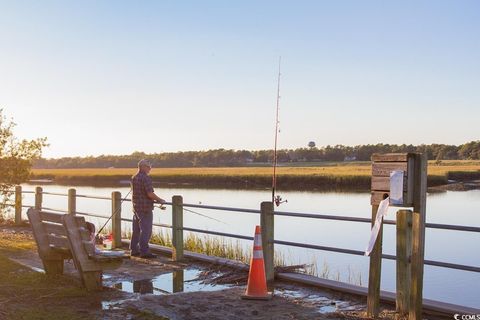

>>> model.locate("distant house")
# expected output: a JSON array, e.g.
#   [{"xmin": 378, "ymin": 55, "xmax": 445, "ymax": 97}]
[{"xmin": 344, "ymin": 156, "xmax": 357, "ymax": 161}]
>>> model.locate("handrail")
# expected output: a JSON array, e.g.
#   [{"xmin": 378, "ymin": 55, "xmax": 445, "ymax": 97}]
[
  {"xmin": 16, "ymin": 190, "xmax": 480, "ymax": 233},
  {"xmin": 183, "ymin": 202, "xmax": 261, "ymax": 214},
  {"xmin": 42, "ymin": 192, "xmax": 68, "ymax": 197},
  {"xmin": 41, "ymin": 207, "xmax": 69, "ymax": 213},
  {"xmin": 75, "ymin": 194, "xmax": 111, "ymax": 201},
  {"xmin": 76, "ymin": 211, "xmax": 110, "ymax": 219},
  {"xmin": 11, "ymin": 187, "xmax": 480, "ymax": 275},
  {"xmin": 275, "ymin": 210, "xmax": 480, "ymax": 233},
  {"xmin": 119, "ymin": 217, "xmax": 172, "ymax": 229},
  {"xmin": 182, "ymin": 226, "xmax": 254, "ymax": 241},
  {"xmin": 274, "ymin": 239, "xmax": 480, "ymax": 273}
]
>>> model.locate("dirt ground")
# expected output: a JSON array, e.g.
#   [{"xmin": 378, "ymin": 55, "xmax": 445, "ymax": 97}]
[{"xmin": 0, "ymin": 225, "xmax": 403, "ymax": 320}]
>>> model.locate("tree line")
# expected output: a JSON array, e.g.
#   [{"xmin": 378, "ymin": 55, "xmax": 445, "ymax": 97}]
[{"xmin": 33, "ymin": 141, "xmax": 480, "ymax": 168}]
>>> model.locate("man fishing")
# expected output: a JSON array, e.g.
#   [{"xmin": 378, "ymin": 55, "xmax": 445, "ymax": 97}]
[{"xmin": 130, "ymin": 159, "xmax": 166, "ymax": 259}]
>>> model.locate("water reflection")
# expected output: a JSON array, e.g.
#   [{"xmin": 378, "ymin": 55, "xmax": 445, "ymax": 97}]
[
  {"xmin": 114, "ymin": 269, "xmax": 228, "ymax": 295},
  {"xmin": 132, "ymin": 279, "xmax": 154, "ymax": 294}
]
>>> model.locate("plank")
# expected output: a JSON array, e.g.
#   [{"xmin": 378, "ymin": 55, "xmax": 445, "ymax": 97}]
[
  {"xmin": 47, "ymin": 234, "xmax": 69, "ymax": 249},
  {"xmin": 372, "ymin": 162, "xmax": 408, "ymax": 177},
  {"xmin": 371, "ymin": 176, "xmax": 408, "ymax": 192},
  {"xmin": 42, "ymin": 222, "xmax": 67, "ymax": 236},
  {"xmin": 371, "ymin": 153, "xmax": 411, "ymax": 162},
  {"xmin": 370, "ymin": 191, "xmax": 390, "ymax": 205},
  {"xmin": 27, "ymin": 209, "xmax": 54, "ymax": 258},
  {"xmin": 62, "ymin": 214, "xmax": 101, "ymax": 273},
  {"xmin": 39, "ymin": 211, "xmax": 64, "ymax": 224}
]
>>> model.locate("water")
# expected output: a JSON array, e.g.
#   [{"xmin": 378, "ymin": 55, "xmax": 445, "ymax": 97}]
[
  {"xmin": 18, "ymin": 184, "xmax": 480, "ymax": 308},
  {"xmin": 112, "ymin": 268, "xmax": 230, "ymax": 295}
]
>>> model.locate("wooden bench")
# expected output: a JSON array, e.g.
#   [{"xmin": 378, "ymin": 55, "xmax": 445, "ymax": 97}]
[
  {"xmin": 27, "ymin": 208, "xmax": 125, "ymax": 291},
  {"xmin": 27, "ymin": 208, "xmax": 72, "ymax": 274},
  {"xmin": 62, "ymin": 214, "xmax": 125, "ymax": 291}
]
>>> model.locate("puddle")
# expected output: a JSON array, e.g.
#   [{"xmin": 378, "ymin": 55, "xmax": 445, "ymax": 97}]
[
  {"xmin": 102, "ymin": 298, "xmax": 136, "ymax": 311},
  {"xmin": 275, "ymin": 289, "xmax": 331, "ymax": 302},
  {"xmin": 319, "ymin": 304, "xmax": 337, "ymax": 313},
  {"xmin": 30, "ymin": 266, "xmax": 45, "ymax": 273},
  {"xmin": 112, "ymin": 268, "xmax": 230, "ymax": 295}
]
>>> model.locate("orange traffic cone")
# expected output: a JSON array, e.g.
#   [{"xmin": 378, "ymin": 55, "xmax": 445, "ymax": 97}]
[{"xmin": 241, "ymin": 225, "xmax": 272, "ymax": 300}]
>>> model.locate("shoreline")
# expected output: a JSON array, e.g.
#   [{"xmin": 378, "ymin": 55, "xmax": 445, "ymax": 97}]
[
  {"xmin": 27, "ymin": 174, "xmax": 480, "ymax": 192},
  {"xmin": 27, "ymin": 166, "xmax": 480, "ymax": 191}
]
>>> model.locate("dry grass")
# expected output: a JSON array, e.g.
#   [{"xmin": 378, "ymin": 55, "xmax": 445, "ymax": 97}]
[{"xmin": 31, "ymin": 160, "xmax": 480, "ymax": 179}]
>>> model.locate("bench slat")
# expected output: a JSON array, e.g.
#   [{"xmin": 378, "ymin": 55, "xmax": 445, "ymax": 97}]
[
  {"xmin": 39, "ymin": 211, "xmax": 64, "ymax": 224},
  {"xmin": 42, "ymin": 222, "xmax": 67, "ymax": 236},
  {"xmin": 28, "ymin": 208, "xmax": 62, "ymax": 259},
  {"xmin": 47, "ymin": 234, "xmax": 69, "ymax": 249},
  {"xmin": 63, "ymin": 215, "xmax": 102, "ymax": 272}
]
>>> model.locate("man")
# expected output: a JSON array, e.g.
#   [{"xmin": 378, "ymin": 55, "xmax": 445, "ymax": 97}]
[{"xmin": 130, "ymin": 159, "xmax": 166, "ymax": 258}]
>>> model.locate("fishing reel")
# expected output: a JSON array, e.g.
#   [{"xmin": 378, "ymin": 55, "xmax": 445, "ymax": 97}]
[{"xmin": 274, "ymin": 195, "xmax": 288, "ymax": 207}]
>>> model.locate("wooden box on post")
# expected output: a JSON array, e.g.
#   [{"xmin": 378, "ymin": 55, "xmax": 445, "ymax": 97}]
[{"xmin": 371, "ymin": 153, "xmax": 415, "ymax": 207}]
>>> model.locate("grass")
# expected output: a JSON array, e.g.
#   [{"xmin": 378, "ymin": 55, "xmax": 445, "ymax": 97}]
[
  {"xmin": 129, "ymin": 229, "xmax": 363, "ymax": 285},
  {"xmin": 0, "ymin": 224, "xmax": 169, "ymax": 320},
  {"xmin": 30, "ymin": 160, "xmax": 480, "ymax": 190},
  {"xmin": 31, "ymin": 160, "xmax": 480, "ymax": 177},
  {"xmin": 0, "ymin": 230, "xmax": 91, "ymax": 319}
]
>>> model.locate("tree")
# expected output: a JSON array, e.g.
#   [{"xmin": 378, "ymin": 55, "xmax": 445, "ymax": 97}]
[{"xmin": 0, "ymin": 109, "xmax": 48, "ymax": 216}]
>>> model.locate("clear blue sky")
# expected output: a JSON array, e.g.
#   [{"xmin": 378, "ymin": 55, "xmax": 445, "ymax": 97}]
[{"xmin": 1, "ymin": 1, "xmax": 479, "ymax": 158}]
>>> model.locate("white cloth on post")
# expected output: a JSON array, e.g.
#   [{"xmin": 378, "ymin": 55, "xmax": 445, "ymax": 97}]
[{"xmin": 365, "ymin": 197, "xmax": 390, "ymax": 256}]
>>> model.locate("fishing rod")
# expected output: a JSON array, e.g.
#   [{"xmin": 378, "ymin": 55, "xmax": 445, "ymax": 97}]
[
  {"xmin": 95, "ymin": 187, "xmax": 167, "ymax": 238},
  {"xmin": 154, "ymin": 204, "xmax": 227, "ymax": 225},
  {"xmin": 96, "ymin": 188, "xmax": 132, "ymax": 238},
  {"xmin": 272, "ymin": 57, "xmax": 287, "ymax": 207}
]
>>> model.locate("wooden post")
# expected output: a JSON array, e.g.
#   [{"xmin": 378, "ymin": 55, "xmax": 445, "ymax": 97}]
[
  {"xmin": 68, "ymin": 188, "xmax": 76, "ymax": 215},
  {"xmin": 172, "ymin": 195, "xmax": 184, "ymax": 261},
  {"xmin": 260, "ymin": 201, "xmax": 274, "ymax": 283},
  {"xmin": 396, "ymin": 209, "xmax": 412, "ymax": 317},
  {"xmin": 409, "ymin": 154, "xmax": 427, "ymax": 320},
  {"xmin": 367, "ymin": 203, "xmax": 383, "ymax": 317},
  {"xmin": 111, "ymin": 191, "xmax": 122, "ymax": 249},
  {"xmin": 15, "ymin": 186, "xmax": 22, "ymax": 225},
  {"xmin": 35, "ymin": 186, "xmax": 43, "ymax": 210}
]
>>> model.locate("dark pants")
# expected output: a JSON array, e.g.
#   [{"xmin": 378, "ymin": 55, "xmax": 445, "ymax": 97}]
[{"xmin": 130, "ymin": 211, "xmax": 153, "ymax": 255}]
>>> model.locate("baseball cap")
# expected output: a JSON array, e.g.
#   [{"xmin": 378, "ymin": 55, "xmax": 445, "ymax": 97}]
[{"xmin": 138, "ymin": 159, "xmax": 152, "ymax": 168}]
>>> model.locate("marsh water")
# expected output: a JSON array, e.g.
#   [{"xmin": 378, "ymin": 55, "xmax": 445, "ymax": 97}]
[{"xmin": 17, "ymin": 184, "xmax": 480, "ymax": 308}]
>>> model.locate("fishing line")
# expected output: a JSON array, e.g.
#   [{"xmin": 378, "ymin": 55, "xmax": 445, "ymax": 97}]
[
  {"xmin": 96, "ymin": 188, "xmax": 132, "ymax": 238},
  {"xmin": 154, "ymin": 204, "xmax": 228, "ymax": 225}
]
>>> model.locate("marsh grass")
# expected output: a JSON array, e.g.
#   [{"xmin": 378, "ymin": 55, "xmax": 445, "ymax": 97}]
[
  {"xmin": 125, "ymin": 229, "xmax": 363, "ymax": 285},
  {"xmin": 31, "ymin": 161, "xmax": 480, "ymax": 190}
]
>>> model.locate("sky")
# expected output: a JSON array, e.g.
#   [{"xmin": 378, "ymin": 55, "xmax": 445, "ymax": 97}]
[{"xmin": 1, "ymin": 1, "xmax": 479, "ymax": 158}]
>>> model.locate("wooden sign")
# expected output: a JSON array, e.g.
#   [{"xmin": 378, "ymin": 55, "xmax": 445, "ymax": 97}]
[{"xmin": 371, "ymin": 153, "xmax": 415, "ymax": 206}]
